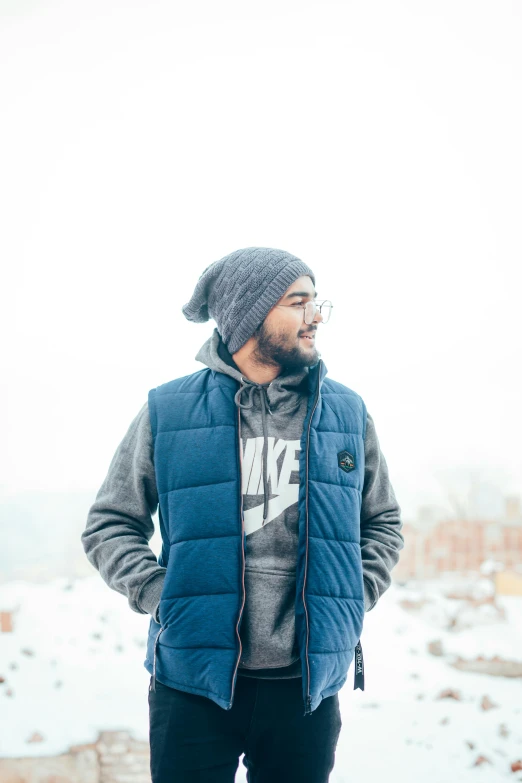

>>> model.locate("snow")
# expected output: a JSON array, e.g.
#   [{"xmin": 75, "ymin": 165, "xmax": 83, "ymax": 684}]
[{"xmin": 1, "ymin": 575, "xmax": 521, "ymax": 781}]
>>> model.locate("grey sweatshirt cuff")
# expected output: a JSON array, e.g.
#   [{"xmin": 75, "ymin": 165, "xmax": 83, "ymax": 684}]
[
  {"xmin": 136, "ymin": 570, "xmax": 166, "ymax": 624},
  {"xmin": 363, "ymin": 576, "xmax": 376, "ymax": 612}
]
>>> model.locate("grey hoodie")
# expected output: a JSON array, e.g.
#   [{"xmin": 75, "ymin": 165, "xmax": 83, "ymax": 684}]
[{"xmin": 81, "ymin": 329, "xmax": 404, "ymax": 680}]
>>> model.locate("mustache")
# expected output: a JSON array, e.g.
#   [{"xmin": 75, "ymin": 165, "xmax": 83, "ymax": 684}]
[{"xmin": 299, "ymin": 327, "xmax": 317, "ymax": 336}]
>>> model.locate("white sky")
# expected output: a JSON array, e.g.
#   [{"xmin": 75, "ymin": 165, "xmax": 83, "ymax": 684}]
[{"xmin": 1, "ymin": 0, "xmax": 521, "ymax": 520}]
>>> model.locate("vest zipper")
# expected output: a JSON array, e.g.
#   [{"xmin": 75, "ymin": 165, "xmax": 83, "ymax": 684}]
[
  {"xmin": 302, "ymin": 361, "xmax": 322, "ymax": 716},
  {"xmin": 229, "ymin": 402, "xmax": 246, "ymax": 709},
  {"xmin": 149, "ymin": 625, "xmax": 167, "ymax": 692}
]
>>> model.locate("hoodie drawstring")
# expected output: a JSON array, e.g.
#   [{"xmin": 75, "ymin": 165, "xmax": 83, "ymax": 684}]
[{"xmin": 234, "ymin": 379, "xmax": 272, "ymax": 525}]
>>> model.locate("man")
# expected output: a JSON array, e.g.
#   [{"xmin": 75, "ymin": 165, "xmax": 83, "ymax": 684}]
[{"xmin": 81, "ymin": 246, "xmax": 404, "ymax": 782}]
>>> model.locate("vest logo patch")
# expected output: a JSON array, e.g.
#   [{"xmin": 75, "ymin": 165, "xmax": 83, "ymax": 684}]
[{"xmin": 338, "ymin": 450, "xmax": 355, "ymax": 473}]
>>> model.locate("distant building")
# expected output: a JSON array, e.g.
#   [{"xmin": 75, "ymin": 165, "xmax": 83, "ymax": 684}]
[
  {"xmin": 394, "ymin": 495, "xmax": 522, "ymax": 580},
  {"xmin": 0, "ymin": 610, "xmax": 13, "ymax": 633},
  {"xmin": 0, "ymin": 730, "xmax": 150, "ymax": 782},
  {"xmin": 495, "ymin": 569, "xmax": 522, "ymax": 596}
]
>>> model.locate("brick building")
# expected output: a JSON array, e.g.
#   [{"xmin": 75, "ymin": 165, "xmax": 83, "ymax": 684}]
[
  {"xmin": 394, "ymin": 495, "xmax": 522, "ymax": 581},
  {"xmin": 0, "ymin": 730, "xmax": 151, "ymax": 782}
]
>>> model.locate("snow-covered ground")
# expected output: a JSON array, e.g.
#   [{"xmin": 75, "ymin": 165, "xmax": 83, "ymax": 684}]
[{"xmin": 1, "ymin": 575, "xmax": 521, "ymax": 782}]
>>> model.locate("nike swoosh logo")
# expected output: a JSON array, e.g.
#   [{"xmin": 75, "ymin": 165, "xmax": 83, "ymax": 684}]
[{"xmin": 244, "ymin": 483, "xmax": 299, "ymax": 536}]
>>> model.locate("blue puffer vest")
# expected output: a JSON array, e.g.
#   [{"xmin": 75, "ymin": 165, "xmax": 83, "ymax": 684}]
[{"xmin": 144, "ymin": 359, "xmax": 367, "ymax": 716}]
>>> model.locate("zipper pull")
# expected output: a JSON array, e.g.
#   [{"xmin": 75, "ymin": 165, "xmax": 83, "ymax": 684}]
[
  {"xmin": 353, "ymin": 639, "xmax": 365, "ymax": 690},
  {"xmin": 305, "ymin": 694, "xmax": 312, "ymax": 715}
]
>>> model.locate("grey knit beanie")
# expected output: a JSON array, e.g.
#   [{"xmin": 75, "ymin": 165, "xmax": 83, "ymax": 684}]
[{"xmin": 182, "ymin": 247, "xmax": 316, "ymax": 355}]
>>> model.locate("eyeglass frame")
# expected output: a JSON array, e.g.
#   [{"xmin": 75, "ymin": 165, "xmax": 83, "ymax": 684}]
[{"xmin": 273, "ymin": 299, "xmax": 333, "ymax": 325}]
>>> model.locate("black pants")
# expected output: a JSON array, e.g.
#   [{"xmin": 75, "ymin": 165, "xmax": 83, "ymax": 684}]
[{"xmin": 148, "ymin": 674, "xmax": 342, "ymax": 782}]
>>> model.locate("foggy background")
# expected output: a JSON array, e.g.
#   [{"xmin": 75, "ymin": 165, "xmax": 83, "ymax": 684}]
[
  {"xmin": 2, "ymin": 2, "xmax": 522, "ymax": 778},
  {"xmin": 1, "ymin": 1, "xmax": 520, "ymax": 574}
]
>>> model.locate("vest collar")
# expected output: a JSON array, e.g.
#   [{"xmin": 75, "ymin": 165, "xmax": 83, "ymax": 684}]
[{"xmin": 307, "ymin": 356, "xmax": 328, "ymax": 396}]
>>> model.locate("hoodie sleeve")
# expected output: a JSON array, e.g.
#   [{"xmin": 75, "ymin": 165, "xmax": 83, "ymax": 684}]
[
  {"xmin": 81, "ymin": 402, "xmax": 166, "ymax": 624},
  {"xmin": 360, "ymin": 412, "xmax": 404, "ymax": 612}
]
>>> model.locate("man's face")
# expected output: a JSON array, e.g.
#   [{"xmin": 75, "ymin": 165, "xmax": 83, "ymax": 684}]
[{"xmin": 251, "ymin": 275, "xmax": 323, "ymax": 371}]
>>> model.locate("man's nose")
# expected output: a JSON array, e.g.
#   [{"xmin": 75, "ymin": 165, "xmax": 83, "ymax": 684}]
[{"xmin": 313, "ymin": 309, "xmax": 323, "ymax": 325}]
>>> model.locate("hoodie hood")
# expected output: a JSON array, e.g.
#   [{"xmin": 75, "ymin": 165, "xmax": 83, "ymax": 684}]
[{"xmin": 195, "ymin": 327, "xmax": 310, "ymax": 412}]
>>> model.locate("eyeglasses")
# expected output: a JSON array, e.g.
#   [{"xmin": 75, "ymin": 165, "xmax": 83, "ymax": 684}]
[{"xmin": 274, "ymin": 299, "xmax": 333, "ymax": 325}]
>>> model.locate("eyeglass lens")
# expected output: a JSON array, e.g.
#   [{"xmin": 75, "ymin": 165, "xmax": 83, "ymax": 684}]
[{"xmin": 305, "ymin": 300, "xmax": 332, "ymax": 324}]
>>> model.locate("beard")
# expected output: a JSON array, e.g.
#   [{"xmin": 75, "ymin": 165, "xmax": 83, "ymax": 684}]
[{"xmin": 251, "ymin": 320, "xmax": 320, "ymax": 372}]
